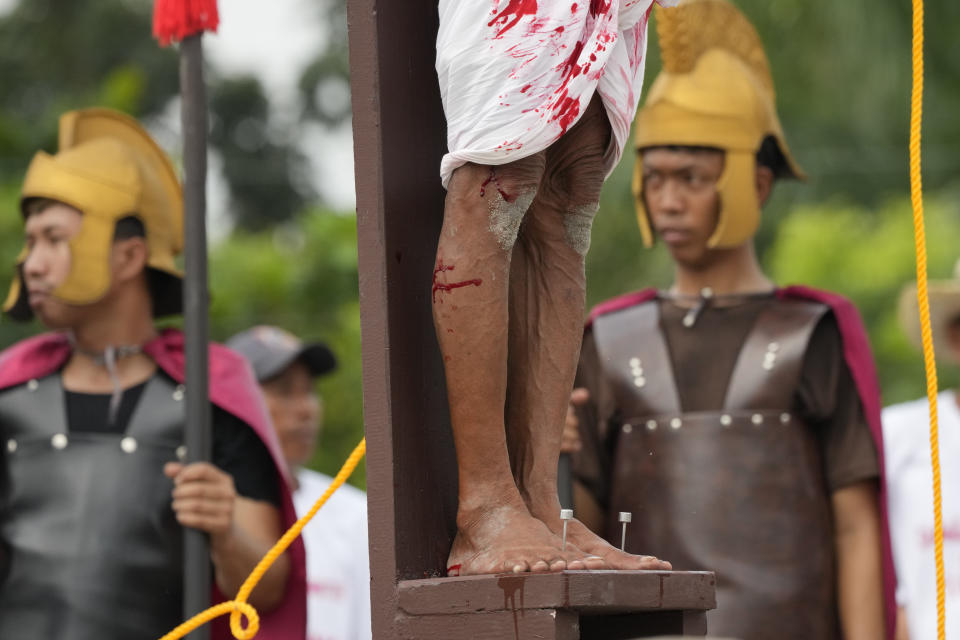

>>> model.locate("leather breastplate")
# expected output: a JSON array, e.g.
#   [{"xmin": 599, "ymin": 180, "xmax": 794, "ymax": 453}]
[
  {"xmin": 593, "ymin": 299, "xmax": 839, "ymax": 640},
  {"xmin": 0, "ymin": 374, "xmax": 186, "ymax": 640}
]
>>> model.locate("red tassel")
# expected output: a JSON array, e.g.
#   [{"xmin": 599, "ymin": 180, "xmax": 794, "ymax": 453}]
[{"xmin": 153, "ymin": 0, "xmax": 220, "ymax": 46}]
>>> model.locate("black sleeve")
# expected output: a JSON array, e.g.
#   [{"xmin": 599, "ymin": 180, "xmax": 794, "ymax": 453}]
[
  {"xmin": 212, "ymin": 407, "xmax": 282, "ymax": 507},
  {"xmin": 796, "ymin": 313, "xmax": 880, "ymax": 492}
]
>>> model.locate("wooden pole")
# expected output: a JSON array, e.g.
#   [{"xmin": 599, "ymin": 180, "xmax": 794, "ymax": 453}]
[{"xmin": 179, "ymin": 32, "xmax": 212, "ymax": 640}]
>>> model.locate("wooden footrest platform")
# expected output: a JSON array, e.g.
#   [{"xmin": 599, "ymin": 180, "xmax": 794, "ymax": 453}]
[{"xmin": 395, "ymin": 570, "xmax": 717, "ymax": 639}]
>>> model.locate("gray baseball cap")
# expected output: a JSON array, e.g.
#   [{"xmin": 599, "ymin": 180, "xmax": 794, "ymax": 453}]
[{"xmin": 227, "ymin": 325, "xmax": 337, "ymax": 382}]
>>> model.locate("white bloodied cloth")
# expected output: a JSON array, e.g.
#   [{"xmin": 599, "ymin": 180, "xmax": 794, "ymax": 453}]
[{"xmin": 437, "ymin": 0, "xmax": 676, "ymax": 188}]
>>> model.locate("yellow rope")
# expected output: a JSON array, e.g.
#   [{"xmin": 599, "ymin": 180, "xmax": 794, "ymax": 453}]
[
  {"xmin": 909, "ymin": 0, "xmax": 946, "ymax": 638},
  {"xmin": 158, "ymin": 437, "xmax": 367, "ymax": 640}
]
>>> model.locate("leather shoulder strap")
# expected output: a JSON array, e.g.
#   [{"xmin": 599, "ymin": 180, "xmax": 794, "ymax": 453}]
[
  {"xmin": 592, "ymin": 300, "xmax": 681, "ymax": 416},
  {"xmin": 724, "ymin": 299, "xmax": 829, "ymax": 410}
]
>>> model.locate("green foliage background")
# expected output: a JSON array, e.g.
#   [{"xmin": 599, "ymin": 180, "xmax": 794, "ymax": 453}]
[
  {"xmin": 204, "ymin": 213, "xmax": 365, "ymax": 482},
  {"xmin": 0, "ymin": 0, "xmax": 959, "ymax": 487}
]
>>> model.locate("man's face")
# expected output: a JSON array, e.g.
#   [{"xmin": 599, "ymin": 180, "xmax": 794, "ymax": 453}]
[
  {"xmin": 22, "ymin": 202, "xmax": 85, "ymax": 328},
  {"xmin": 260, "ymin": 360, "xmax": 322, "ymax": 469},
  {"xmin": 641, "ymin": 147, "xmax": 725, "ymax": 268}
]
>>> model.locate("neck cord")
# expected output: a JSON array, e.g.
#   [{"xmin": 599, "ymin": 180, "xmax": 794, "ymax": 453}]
[
  {"xmin": 659, "ymin": 287, "xmax": 777, "ymax": 328},
  {"xmin": 68, "ymin": 333, "xmax": 145, "ymax": 425}
]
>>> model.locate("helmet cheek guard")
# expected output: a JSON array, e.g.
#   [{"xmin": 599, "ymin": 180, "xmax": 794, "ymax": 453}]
[
  {"xmin": 708, "ymin": 150, "xmax": 760, "ymax": 249},
  {"xmin": 632, "ymin": 156, "xmax": 655, "ymax": 249},
  {"xmin": 3, "ymin": 248, "xmax": 30, "ymax": 322}
]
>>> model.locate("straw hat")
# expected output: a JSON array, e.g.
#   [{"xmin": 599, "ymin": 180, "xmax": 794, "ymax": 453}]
[{"xmin": 898, "ymin": 258, "xmax": 960, "ymax": 359}]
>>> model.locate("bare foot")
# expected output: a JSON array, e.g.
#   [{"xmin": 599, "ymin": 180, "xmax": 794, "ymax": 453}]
[
  {"xmin": 527, "ymin": 496, "xmax": 671, "ymax": 571},
  {"xmin": 562, "ymin": 518, "xmax": 672, "ymax": 570},
  {"xmin": 447, "ymin": 501, "xmax": 602, "ymax": 576}
]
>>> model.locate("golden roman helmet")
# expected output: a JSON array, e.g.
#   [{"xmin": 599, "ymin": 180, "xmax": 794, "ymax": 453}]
[
  {"xmin": 3, "ymin": 108, "xmax": 183, "ymax": 320},
  {"xmin": 633, "ymin": 0, "xmax": 805, "ymax": 249}
]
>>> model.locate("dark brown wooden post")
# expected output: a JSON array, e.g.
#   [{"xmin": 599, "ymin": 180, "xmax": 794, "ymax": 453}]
[
  {"xmin": 347, "ymin": 0, "xmax": 458, "ymax": 637},
  {"xmin": 346, "ymin": 2, "xmax": 716, "ymax": 637}
]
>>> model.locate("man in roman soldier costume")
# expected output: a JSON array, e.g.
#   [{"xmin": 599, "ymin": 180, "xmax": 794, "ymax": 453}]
[
  {"xmin": 571, "ymin": 0, "xmax": 896, "ymax": 637},
  {"xmin": 0, "ymin": 108, "xmax": 306, "ymax": 639}
]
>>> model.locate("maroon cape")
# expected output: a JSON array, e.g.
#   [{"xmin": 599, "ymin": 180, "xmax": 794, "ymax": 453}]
[
  {"xmin": 588, "ymin": 285, "xmax": 897, "ymax": 639},
  {"xmin": 0, "ymin": 328, "xmax": 306, "ymax": 640}
]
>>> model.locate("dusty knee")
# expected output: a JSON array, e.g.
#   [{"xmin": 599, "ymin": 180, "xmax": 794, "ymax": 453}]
[
  {"xmin": 488, "ymin": 189, "xmax": 535, "ymax": 251},
  {"xmin": 520, "ymin": 196, "xmax": 599, "ymax": 259},
  {"xmin": 446, "ymin": 157, "xmax": 545, "ymax": 251},
  {"xmin": 563, "ymin": 202, "xmax": 599, "ymax": 257},
  {"xmin": 483, "ymin": 157, "xmax": 545, "ymax": 251}
]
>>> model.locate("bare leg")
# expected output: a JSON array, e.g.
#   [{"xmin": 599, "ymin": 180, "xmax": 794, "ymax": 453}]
[
  {"xmin": 507, "ymin": 96, "xmax": 670, "ymax": 570},
  {"xmin": 436, "ymin": 155, "xmax": 591, "ymax": 575}
]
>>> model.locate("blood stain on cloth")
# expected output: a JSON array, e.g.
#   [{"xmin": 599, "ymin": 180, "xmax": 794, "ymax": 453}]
[
  {"xmin": 558, "ymin": 39, "xmax": 585, "ymax": 84},
  {"xmin": 488, "ymin": 0, "xmax": 538, "ymax": 37},
  {"xmin": 551, "ymin": 88, "xmax": 581, "ymax": 134},
  {"xmin": 589, "ymin": 0, "xmax": 612, "ymax": 17},
  {"xmin": 494, "ymin": 140, "xmax": 524, "ymax": 152}
]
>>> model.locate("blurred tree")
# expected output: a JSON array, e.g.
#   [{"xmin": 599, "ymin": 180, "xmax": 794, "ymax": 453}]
[
  {"xmin": 765, "ymin": 191, "xmax": 960, "ymax": 405},
  {"xmin": 209, "ymin": 76, "xmax": 314, "ymax": 231},
  {"xmin": 0, "ymin": 0, "xmax": 179, "ymax": 177},
  {"xmin": 203, "ymin": 210, "xmax": 365, "ymax": 485},
  {"xmin": 724, "ymin": 1, "xmax": 958, "ymax": 212},
  {"xmin": 297, "ymin": 0, "xmax": 351, "ymax": 127},
  {"xmin": 0, "ymin": 183, "xmax": 38, "ymax": 350}
]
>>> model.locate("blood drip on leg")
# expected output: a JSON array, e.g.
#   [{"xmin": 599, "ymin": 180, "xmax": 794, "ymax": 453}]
[
  {"xmin": 432, "ymin": 258, "xmax": 483, "ymax": 303},
  {"xmin": 479, "ymin": 169, "xmax": 517, "ymax": 203}
]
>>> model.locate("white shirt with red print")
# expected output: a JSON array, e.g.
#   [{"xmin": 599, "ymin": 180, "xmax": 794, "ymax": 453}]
[
  {"xmin": 294, "ymin": 468, "xmax": 371, "ymax": 640},
  {"xmin": 883, "ymin": 391, "xmax": 960, "ymax": 639},
  {"xmin": 436, "ymin": 0, "xmax": 677, "ymax": 187}
]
